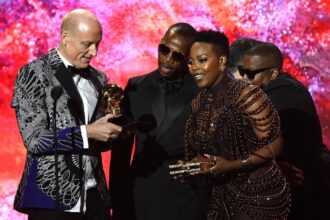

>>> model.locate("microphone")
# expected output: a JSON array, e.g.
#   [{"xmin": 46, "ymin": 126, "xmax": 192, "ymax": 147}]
[
  {"xmin": 51, "ymin": 86, "xmax": 62, "ymax": 220},
  {"xmin": 51, "ymin": 86, "xmax": 63, "ymax": 100}
]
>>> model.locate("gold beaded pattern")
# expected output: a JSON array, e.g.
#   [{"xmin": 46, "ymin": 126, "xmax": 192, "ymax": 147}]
[{"xmin": 184, "ymin": 79, "xmax": 291, "ymax": 220}]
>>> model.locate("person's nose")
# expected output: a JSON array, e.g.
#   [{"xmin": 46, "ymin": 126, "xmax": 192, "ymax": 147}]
[
  {"xmin": 191, "ymin": 62, "xmax": 199, "ymax": 72},
  {"xmin": 164, "ymin": 51, "xmax": 175, "ymax": 63},
  {"xmin": 188, "ymin": 61, "xmax": 198, "ymax": 74},
  {"xmin": 89, "ymin": 44, "xmax": 98, "ymax": 57}
]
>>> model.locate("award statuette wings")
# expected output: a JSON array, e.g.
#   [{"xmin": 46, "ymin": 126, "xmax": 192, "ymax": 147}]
[
  {"xmin": 103, "ymin": 84, "xmax": 155, "ymax": 131},
  {"xmin": 103, "ymin": 83, "xmax": 127, "ymax": 125},
  {"xmin": 103, "ymin": 84, "xmax": 123, "ymax": 115}
]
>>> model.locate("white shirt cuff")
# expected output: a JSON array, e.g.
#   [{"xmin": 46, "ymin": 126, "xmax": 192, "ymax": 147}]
[{"xmin": 81, "ymin": 125, "xmax": 89, "ymax": 149}]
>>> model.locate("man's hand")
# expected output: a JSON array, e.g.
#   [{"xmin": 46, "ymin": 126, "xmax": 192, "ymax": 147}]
[
  {"xmin": 279, "ymin": 161, "xmax": 304, "ymax": 190},
  {"xmin": 86, "ymin": 114, "xmax": 123, "ymax": 142}
]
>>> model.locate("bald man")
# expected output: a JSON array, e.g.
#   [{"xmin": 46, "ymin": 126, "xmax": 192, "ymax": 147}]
[
  {"xmin": 241, "ymin": 43, "xmax": 330, "ymax": 220},
  {"xmin": 12, "ymin": 9, "xmax": 122, "ymax": 220},
  {"xmin": 110, "ymin": 23, "xmax": 210, "ymax": 220}
]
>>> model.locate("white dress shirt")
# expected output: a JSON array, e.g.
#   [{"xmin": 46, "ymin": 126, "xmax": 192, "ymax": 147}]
[{"xmin": 57, "ymin": 49, "xmax": 99, "ymax": 213}]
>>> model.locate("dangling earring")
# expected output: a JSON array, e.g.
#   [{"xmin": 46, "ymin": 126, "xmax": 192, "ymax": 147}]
[
  {"xmin": 219, "ymin": 64, "xmax": 225, "ymax": 72},
  {"xmin": 218, "ymin": 56, "xmax": 227, "ymax": 72}
]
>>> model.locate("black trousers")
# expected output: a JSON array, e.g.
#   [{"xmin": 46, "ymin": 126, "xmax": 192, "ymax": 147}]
[{"xmin": 28, "ymin": 188, "xmax": 110, "ymax": 220}]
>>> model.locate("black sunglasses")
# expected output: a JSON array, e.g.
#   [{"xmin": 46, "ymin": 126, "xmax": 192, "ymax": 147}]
[
  {"xmin": 158, "ymin": 44, "xmax": 186, "ymax": 62},
  {"xmin": 238, "ymin": 65, "xmax": 275, "ymax": 80}
]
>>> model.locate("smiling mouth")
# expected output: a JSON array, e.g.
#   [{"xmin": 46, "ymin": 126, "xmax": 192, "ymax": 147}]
[
  {"xmin": 82, "ymin": 56, "xmax": 92, "ymax": 63},
  {"xmin": 192, "ymin": 73, "xmax": 205, "ymax": 81}
]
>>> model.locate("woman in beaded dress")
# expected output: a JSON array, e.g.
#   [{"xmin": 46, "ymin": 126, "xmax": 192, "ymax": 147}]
[{"xmin": 185, "ymin": 30, "xmax": 291, "ymax": 220}]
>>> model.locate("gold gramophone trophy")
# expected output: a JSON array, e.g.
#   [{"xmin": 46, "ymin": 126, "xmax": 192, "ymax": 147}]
[
  {"xmin": 102, "ymin": 83, "xmax": 141, "ymax": 131},
  {"xmin": 103, "ymin": 83, "xmax": 125, "ymax": 123}
]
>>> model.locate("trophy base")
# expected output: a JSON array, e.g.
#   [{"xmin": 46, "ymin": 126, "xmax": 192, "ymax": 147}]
[
  {"xmin": 108, "ymin": 116, "xmax": 140, "ymax": 131},
  {"xmin": 108, "ymin": 114, "xmax": 157, "ymax": 132},
  {"xmin": 108, "ymin": 115, "xmax": 128, "ymax": 126}
]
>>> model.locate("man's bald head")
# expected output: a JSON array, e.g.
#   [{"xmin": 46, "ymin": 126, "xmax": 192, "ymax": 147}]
[
  {"xmin": 158, "ymin": 23, "xmax": 196, "ymax": 78},
  {"xmin": 164, "ymin": 23, "xmax": 196, "ymax": 39},
  {"xmin": 58, "ymin": 9, "xmax": 103, "ymax": 68},
  {"xmin": 61, "ymin": 9, "xmax": 102, "ymax": 36},
  {"xmin": 163, "ymin": 23, "xmax": 196, "ymax": 54},
  {"xmin": 242, "ymin": 42, "xmax": 283, "ymax": 88},
  {"xmin": 245, "ymin": 43, "xmax": 283, "ymax": 70}
]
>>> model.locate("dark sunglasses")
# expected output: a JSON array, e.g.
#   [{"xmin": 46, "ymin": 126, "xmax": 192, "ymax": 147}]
[
  {"xmin": 158, "ymin": 44, "xmax": 186, "ymax": 62},
  {"xmin": 238, "ymin": 65, "xmax": 275, "ymax": 80}
]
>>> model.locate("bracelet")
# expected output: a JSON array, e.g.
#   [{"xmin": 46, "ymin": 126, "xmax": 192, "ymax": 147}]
[{"xmin": 241, "ymin": 156, "xmax": 252, "ymax": 170}]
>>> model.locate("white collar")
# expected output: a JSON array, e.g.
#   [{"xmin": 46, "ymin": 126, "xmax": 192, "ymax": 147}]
[{"xmin": 56, "ymin": 47, "xmax": 73, "ymax": 68}]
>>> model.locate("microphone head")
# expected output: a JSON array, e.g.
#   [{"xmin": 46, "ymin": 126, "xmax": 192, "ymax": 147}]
[{"xmin": 51, "ymin": 86, "xmax": 63, "ymax": 100}]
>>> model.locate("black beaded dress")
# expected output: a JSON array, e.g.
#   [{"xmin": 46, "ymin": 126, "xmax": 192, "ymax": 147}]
[{"xmin": 184, "ymin": 76, "xmax": 291, "ymax": 220}]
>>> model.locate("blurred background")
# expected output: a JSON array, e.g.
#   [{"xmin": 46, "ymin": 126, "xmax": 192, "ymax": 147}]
[{"xmin": 1, "ymin": 0, "xmax": 329, "ymax": 219}]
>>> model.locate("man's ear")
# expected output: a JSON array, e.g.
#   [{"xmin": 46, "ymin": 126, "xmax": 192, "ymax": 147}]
[
  {"xmin": 62, "ymin": 31, "xmax": 69, "ymax": 45},
  {"xmin": 270, "ymin": 68, "xmax": 280, "ymax": 80}
]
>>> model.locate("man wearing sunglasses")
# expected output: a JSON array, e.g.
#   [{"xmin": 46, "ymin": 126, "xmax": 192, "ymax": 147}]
[
  {"xmin": 110, "ymin": 23, "xmax": 209, "ymax": 220},
  {"xmin": 242, "ymin": 43, "xmax": 330, "ymax": 220},
  {"xmin": 227, "ymin": 37, "xmax": 261, "ymax": 79}
]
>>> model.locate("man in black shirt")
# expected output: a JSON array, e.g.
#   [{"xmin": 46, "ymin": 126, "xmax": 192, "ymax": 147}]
[{"xmin": 240, "ymin": 42, "xmax": 330, "ymax": 220}]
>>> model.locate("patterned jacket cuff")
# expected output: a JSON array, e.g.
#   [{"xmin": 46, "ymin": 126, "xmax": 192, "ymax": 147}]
[{"xmin": 57, "ymin": 126, "xmax": 84, "ymax": 151}]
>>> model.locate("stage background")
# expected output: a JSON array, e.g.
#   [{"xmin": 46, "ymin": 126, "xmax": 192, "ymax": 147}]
[{"xmin": 1, "ymin": 0, "xmax": 329, "ymax": 219}]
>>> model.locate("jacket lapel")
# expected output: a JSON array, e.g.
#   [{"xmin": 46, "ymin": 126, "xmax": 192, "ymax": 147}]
[
  {"xmin": 156, "ymin": 73, "xmax": 193, "ymax": 139},
  {"xmin": 148, "ymin": 72, "xmax": 166, "ymax": 134},
  {"xmin": 89, "ymin": 69, "xmax": 104, "ymax": 122},
  {"xmin": 55, "ymin": 63, "xmax": 85, "ymax": 124}
]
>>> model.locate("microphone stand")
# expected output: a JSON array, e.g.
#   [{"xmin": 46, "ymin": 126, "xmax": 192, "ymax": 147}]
[
  {"xmin": 51, "ymin": 86, "xmax": 63, "ymax": 220},
  {"xmin": 53, "ymin": 98, "xmax": 59, "ymax": 220}
]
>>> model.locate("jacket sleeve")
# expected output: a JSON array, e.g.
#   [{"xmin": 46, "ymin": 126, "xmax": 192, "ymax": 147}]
[{"xmin": 11, "ymin": 65, "xmax": 85, "ymax": 155}]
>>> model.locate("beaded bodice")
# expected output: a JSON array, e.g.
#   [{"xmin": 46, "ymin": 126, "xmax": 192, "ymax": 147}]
[
  {"xmin": 184, "ymin": 78, "xmax": 291, "ymax": 220},
  {"xmin": 185, "ymin": 78, "xmax": 280, "ymax": 162}
]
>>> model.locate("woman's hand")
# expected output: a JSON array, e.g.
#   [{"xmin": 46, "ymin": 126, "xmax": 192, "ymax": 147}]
[
  {"xmin": 169, "ymin": 154, "xmax": 235, "ymax": 178},
  {"xmin": 203, "ymin": 154, "xmax": 232, "ymax": 176},
  {"xmin": 187, "ymin": 154, "xmax": 215, "ymax": 175}
]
